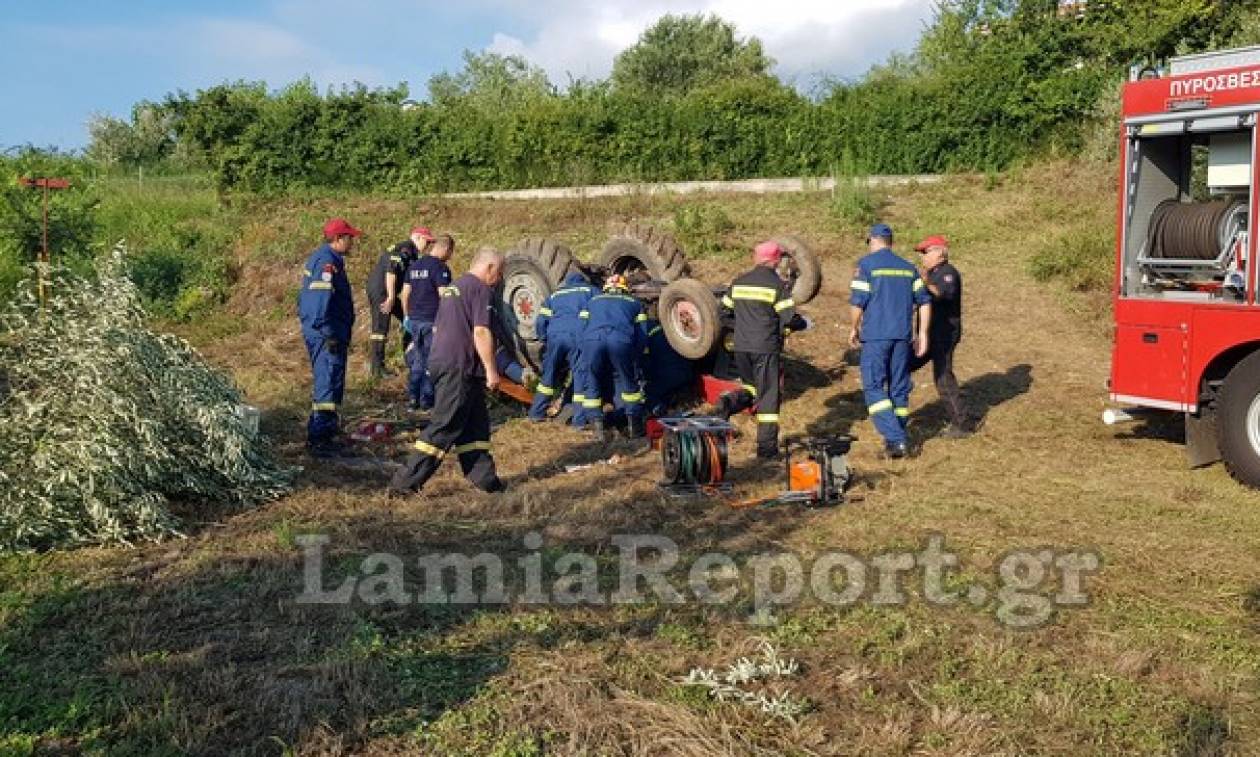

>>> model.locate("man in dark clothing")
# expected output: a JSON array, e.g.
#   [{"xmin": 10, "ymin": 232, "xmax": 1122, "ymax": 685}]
[
  {"xmin": 529, "ymin": 270, "xmax": 596, "ymax": 421},
  {"xmin": 298, "ymin": 218, "xmax": 360, "ymax": 456},
  {"xmin": 577, "ymin": 274, "xmax": 650, "ymax": 439},
  {"xmin": 717, "ymin": 241, "xmax": 806, "ymax": 459},
  {"xmin": 910, "ymin": 235, "xmax": 969, "ymax": 437},
  {"xmin": 389, "ymin": 249, "xmax": 507, "ymax": 496},
  {"xmin": 400, "ymin": 234, "xmax": 455, "ymax": 410},
  {"xmin": 643, "ymin": 318, "xmax": 694, "ymax": 417},
  {"xmin": 365, "ymin": 226, "xmax": 433, "ymax": 378}
]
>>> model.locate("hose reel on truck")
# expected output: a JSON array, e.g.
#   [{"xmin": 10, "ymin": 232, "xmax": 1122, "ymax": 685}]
[{"xmin": 1140, "ymin": 198, "xmax": 1248, "ymax": 292}]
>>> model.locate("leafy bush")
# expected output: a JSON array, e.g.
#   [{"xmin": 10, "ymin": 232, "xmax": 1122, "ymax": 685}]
[
  {"xmin": 1029, "ymin": 229, "xmax": 1113, "ymax": 292},
  {"xmin": 0, "ymin": 250, "xmax": 292, "ymax": 552},
  {"xmin": 673, "ymin": 204, "xmax": 736, "ymax": 259},
  {"xmin": 829, "ymin": 177, "xmax": 879, "ymax": 228}
]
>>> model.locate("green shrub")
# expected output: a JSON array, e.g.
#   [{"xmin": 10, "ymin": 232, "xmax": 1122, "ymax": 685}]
[
  {"xmin": 672, "ymin": 204, "xmax": 735, "ymax": 258},
  {"xmin": 829, "ymin": 178, "xmax": 879, "ymax": 228},
  {"xmin": 1029, "ymin": 229, "xmax": 1113, "ymax": 292}
]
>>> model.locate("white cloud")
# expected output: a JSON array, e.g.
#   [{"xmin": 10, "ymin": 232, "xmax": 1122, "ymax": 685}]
[{"xmin": 484, "ymin": 0, "xmax": 936, "ymax": 87}]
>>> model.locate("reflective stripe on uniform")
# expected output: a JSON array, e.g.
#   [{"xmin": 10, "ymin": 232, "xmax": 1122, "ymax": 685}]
[
  {"xmin": 552, "ymin": 287, "xmax": 589, "ymax": 296},
  {"xmin": 621, "ymin": 391, "xmax": 644, "ymax": 403},
  {"xmin": 453, "ymin": 441, "xmax": 491, "ymax": 455},
  {"xmin": 539, "ymin": 307, "xmax": 554, "ymax": 316},
  {"xmin": 582, "ymin": 398, "xmax": 603, "ymax": 408},
  {"xmin": 309, "ymin": 282, "xmax": 333, "ymax": 290},
  {"xmin": 756, "ymin": 413, "xmax": 779, "ymax": 423},
  {"xmin": 730, "ymin": 285, "xmax": 777, "ymax": 303},
  {"xmin": 312, "ymin": 402, "xmax": 338, "ymax": 411},
  {"xmin": 850, "ymin": 280, "xmax": 871, "ymax": 292},
  {"xmin": 302, "ymin": 268, "xmax": 312, "ymax": 277},
  {"xmin": 721, "ymin": 295, "xmax": 735, "ymax": 308},
  {"xmin": 648, "ymin": 325, "xmax": 663, "ymax": 337},
  {"xmin": 370, "ymin": 333, "xmax": 387, "ymax": 341},
  {"xmin": 913, "ymin": 278, "xmax": 925, "ymax": 291},
  {"xmin": 872, "ymin": 268, "xmax": 914, "ymax": 278},
  {"xmin": 390, "ymin": 256, "xmax": 402, "ymax": 263},
  {"xmin": 868, "ymin": 399, "xmax": 894, "ymax": 415},
  {"xmin": 741, "ymin": 383, "xmax": 758, "ymax": 397},
  {"xmin": 573, "ymin": 393, "xmax": 587, "ymax": 403},
  {"xmin": 536, "ymin": 384, "xmax": 555, "ymax": 396},
  {"xmin": 774, "ymin": 298, "xmax": 795, "ymax": 312},
  {"xmin": 579, "ymin": 311, "xmax": 590, "ymax": 318},
  {"xmin": 894, "ymin": 407, "xmax": 910, "ymax": 417},
  {"xmin": 635, "ymin": 313, "xmax": 647, "ymax": 323},
  {"xmin": 414, "ymin": 440, "xmax": 446, "ymax": 458}
]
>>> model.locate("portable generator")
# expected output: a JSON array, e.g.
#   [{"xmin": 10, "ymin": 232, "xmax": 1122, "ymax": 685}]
[{"xmin": 782, "ymin": 436, "xmax": 853, "ymax": 506}]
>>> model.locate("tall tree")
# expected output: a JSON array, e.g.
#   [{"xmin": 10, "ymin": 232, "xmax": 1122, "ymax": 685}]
[
  {"xmin": 611, "ymin": 14, "xmax": 773, "ymax": 96},
  {"xmin": 427, "ymin": 51, "xmax": 554, "ymax": 109}
]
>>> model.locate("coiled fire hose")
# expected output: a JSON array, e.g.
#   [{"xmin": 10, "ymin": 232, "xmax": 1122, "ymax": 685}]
[
  {"xmin": 661, "ymin": 428, "xmax": 729, "ymax": 486},
  {"xmin": 1147, "ymin": 198, "xmax": 1246, "ymax": 260}
]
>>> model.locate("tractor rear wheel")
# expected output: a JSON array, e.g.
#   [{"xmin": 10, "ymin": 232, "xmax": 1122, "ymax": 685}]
[
  {"xmin": 600, "ymin": 224, "xmax": 690, "ymax": 282},
  {"xmin": 659, "ymin": 278, "xmax": 721, "ymax": 359},
  {"xmin": 499, "ymin": 254, "xmax": 553, "ymax": 372},
  {"xmin": 508, "ymin": 238, "xmax": 577, "ymax": 287},
  {"xmin": 1216, "ymin": 350, "xmax": 1260, "ymax": 488},
  {"xmin": 774, "ymin": 235, "xmax": 822, "ymax": 305}
]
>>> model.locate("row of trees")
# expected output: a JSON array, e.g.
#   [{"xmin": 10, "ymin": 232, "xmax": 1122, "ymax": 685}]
[{"xmin": 79, "ymin": 1, "xmax": 1260, "ymax": 194}]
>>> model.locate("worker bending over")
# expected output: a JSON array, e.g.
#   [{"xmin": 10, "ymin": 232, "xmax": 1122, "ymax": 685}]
[
  {"xmin": 718, "ymin": 240, "xmax": 804, "ymax": 459},
  {"xmin": 365, "ymin": 226, "xmax": 432, "ymax": 378},
  {"xmin": 643, "ymin": 317, "xmax": 695, "ymax": 417},
  {"xmin": 298, "ymin": 218, "xmax": 360, "ymax": 457},
  {"xmin": 400, "ymin": 234, "xmax": 455, "ymax": 411},
  {"xmin": 389, "ymin": 248, "xmax": 507, "ymax": 495},
  {"xmin": 849, "ymin": 223, "xmax": 932, "ymax": 459},
  {"xmin": 529, "ymin": 270, "xmax": 597, "ymax": 421},
  {"xmin": 578, "ymin": 274, "xmax": 649, "ymax": 440}
]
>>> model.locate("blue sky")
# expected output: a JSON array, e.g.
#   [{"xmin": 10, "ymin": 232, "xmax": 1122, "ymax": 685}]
[{"xmin": 2, "ymin": 0, "xmax": 934, "ymax": 150}]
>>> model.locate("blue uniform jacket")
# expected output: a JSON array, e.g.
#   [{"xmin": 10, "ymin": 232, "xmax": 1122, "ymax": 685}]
[
  {"xmin": 299, "ymin": 244, "xmax": 355, "ymax": 341},
  {"xmin": 537, "ymin": 273, "xmax": 596, "ymax": 342},
  {"xmin": 644, "ymin": 320, "xmax": 693, "ymax": 385},
  {"xmin": 580, "ymin": 291, "xmax": 648, "ymax": 350},
  {"xmin": 849, "ymin": 248, "xmax": 931, "ymax": 341}
]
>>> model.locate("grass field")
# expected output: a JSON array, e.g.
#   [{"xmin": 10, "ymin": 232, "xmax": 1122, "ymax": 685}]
[{"xmin": 3, "ymin": 162, "xmax": 1260, "ymax": 755}]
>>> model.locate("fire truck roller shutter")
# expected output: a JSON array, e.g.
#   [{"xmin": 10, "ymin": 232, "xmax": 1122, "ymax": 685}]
[{"xmin": 1147, "ymin": 198, "xmax": 1246, "ymax": 260}]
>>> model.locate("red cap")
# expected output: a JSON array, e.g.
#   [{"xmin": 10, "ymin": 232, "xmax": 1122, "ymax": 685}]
[
  {"xmin": 914, "ymin": 235, "xmax": 948, "ymax": 252},
  {"xmin": 754, "ymin": 240, "xmax": 783, "ymax": 265},
  {"xmin": 323, "ymin": 218, "xmax": 362, "ymax": 239},
  {"xmin": 410, "ymin": 226, "xmax": 434, "ymax": 240}
]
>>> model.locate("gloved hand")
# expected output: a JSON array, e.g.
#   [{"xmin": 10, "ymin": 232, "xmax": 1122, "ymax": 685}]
[{"xmin": 324, "ymin": 336, "xmax": 344, "ymax": 354}]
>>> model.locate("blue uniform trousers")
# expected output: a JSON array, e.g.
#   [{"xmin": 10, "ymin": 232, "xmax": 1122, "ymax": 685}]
[
  {"xmin": 579, "ymin": 332, "xmax": 644, "ymax": 424},
  {"xmin": 860, "ymin": 338, "xmax": 912, "ymax": 445},
  {"xmin": 304, "ymin": 331, "xmax": 347, "ymax": 445},
  {"xmin": 529, "ymin": 332, "xmax": 584, "ymax": 420},
  {"xmin": 406, "ymin": 320, "xmax": 435, "ymax": 409}
]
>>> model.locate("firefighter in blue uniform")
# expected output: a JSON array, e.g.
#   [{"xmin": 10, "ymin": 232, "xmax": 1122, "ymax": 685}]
[
  {"xmin": 643, "ymin": 317, "xmax": 695, "ymax": 417},
  {"xmin": 848, "ymin": 223, "xmax": 933, "ymax": 459},
  {"xmin": 578, "ymin": 274, "xmax": 649, "ymax": 439},
  {"xmin": 529, "ymin": 270, "xmax": 597, "ymax": 421},
  {"xmin": 298, "ymin": 218, "xmax": 361, "ymax": 456}
]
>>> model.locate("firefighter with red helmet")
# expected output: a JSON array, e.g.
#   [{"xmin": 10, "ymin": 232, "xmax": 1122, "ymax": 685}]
[
  {"xmin": 577, "ymin": 274, "xmax": 650, "ymax": 440},
  {"xmin": 718, "ymin": 241, "xmax": 806, "ymax": 459}
]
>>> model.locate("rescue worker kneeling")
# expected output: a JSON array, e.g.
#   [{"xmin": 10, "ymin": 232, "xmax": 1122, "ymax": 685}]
[
  {"xmin": 389, "ymin": 249, "xmax": 507, "ymax": 496},
  {"xmin": 577, "ymin": 274, "xmax": 649, "ymax": 440},
  {"xmin": 529, "ymin": 270, "xmax": 596, "ymax": 421},
  {"xmin": 718, "ymin": 241, "xmax": 804, "ymax": 459}
]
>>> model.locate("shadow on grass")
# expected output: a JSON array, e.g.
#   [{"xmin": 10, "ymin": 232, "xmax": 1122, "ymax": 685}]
[
  {"xmin": 913, "ymin": 363, "xmax": 1034, "ymax": 443},
  {"xmin": 0, "ymin": 445, "xmax": 800, "ymax": 755}
]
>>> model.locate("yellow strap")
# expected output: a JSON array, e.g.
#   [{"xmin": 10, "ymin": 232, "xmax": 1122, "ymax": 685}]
[
  {"xmin": 868, "ymin": 399, "xmax": 893, "ymax": 414},
  {"xmin": 312, "ymin": 402, "xmax": 338, "ymax": 411},
  {"xmin": 872, "ymin": 268, "xmax": 914, "ymax": 278},
  {"xmin": 756, "ymin": 413, "xmax": 779, "ymax": 423},
  {"xmin": 309, "ymin": 282, "xmax": 333, "ymax": 290},
  {"xmin": 414, "ymin": 440, "xmax": 446, "ymax": 458},
  {"xmin": 453, "ymin": 441, "xmax": 491, "ymax": 455},
  {"xmin": 536, "ymin": 384, "xmax": 555, "ymax": 396},
  {"xmin": 850, "ymin": 280, "xmax": 871, "ymax": 292},
  {"xmin": 731, "ymin": 285, "xmax": 777, "ymax": 303},
  {"xmin": 774, "ymin": 298, "xmax": 795, "ymax": 312}
]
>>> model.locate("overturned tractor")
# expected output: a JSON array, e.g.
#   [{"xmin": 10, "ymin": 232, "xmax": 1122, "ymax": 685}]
[{"xmin": 496, "ymin": 224, "xmax": 822, "ymax": 374}]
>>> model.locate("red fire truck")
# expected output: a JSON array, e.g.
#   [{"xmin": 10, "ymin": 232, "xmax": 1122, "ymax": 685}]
[{"xmin": 1108, "ymin": 45, "xmax": 1260, "ymax": 487}]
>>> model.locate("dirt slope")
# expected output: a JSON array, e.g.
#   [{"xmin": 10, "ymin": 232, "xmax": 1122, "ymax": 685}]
[{"xmin": 3, "ymin": 163, "xmax": 1259, "ymax": 755}]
